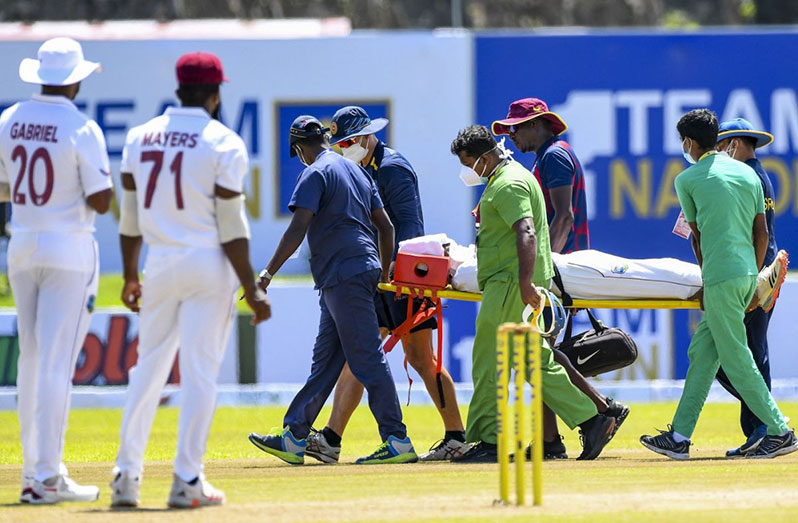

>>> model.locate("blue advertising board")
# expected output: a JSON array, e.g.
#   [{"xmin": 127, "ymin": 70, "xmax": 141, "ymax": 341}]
[
  {"xmin": 475, "ymin": 30, "xmax": 798, "ymax": 261},
  {"xmin": 274, "ymin": 101, "xmax": 390, "ymax": 216}
]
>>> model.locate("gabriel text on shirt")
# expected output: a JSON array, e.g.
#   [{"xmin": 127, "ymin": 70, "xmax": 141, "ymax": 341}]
[{"xmin": 9, "ymin": 122, "xmax": 59, "ymax": 143}]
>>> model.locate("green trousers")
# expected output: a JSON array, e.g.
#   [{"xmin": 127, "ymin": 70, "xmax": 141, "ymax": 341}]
[
  {"xmin": 672, "ymin": 275, "xmax": 788, "ymax": 438},
  {"xmin": 466, "ymin": 276, "xmax": 597, "ymax": 445}
]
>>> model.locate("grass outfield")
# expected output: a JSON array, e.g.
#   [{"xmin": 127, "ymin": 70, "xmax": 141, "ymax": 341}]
[{"xmin": 1, "ymin": 402, "xmax": 798, "ymax": 521}]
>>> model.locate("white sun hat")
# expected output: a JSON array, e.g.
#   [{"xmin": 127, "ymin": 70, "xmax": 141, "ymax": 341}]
[{"xmin": 18, "ymin": 37, "xmax": 101, "ymax": 86}]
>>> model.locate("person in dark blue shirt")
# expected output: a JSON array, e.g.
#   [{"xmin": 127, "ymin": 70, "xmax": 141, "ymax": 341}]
[
  {"xmin": 302, "ymin": 106, "xmax": 468, "ymax": 463},
  {"xmin": 248, "ymin": 115, "xmax": 418, "ymax": 465},
  {"xmin": 715, "ymin": 118, "xmax": 788, "ymax": 457}
]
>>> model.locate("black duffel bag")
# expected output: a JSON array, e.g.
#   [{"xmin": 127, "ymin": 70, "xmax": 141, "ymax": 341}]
[{"xmin": 555, "ymin": 309, "xmax": 639, "ymax": 378}]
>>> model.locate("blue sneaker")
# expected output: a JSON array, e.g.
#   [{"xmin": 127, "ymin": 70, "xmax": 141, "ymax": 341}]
[
  {"xmin": 726, "ymin": 424, "xmax": 767, "ymax": 458},
  {"xmin": 248, "ymin": 427, "xmax": 305, "ymax": 465},
  {"xmin": 355, "ymin": 435, "xmax": 418, "ymax": 465}
]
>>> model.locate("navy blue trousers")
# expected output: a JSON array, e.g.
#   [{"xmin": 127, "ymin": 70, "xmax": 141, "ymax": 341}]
[
  {"xmin": 716, "ymin": 306, "xmax": 773, "ymax": 437},
  {"xmin": 283, "ymin": 269, "xmax": 406, "ymax": 441}
]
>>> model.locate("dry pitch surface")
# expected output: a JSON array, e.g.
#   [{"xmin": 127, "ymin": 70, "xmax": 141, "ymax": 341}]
[{"xmin": 1, "ymin": 402, "xmax": 798, "ymax": 522}]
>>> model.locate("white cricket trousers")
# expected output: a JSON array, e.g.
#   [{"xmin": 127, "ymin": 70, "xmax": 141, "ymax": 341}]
[
  {"xmin": 115, "ymin": 245, "xmax": 238, "ymax": 482},
  {"xmin": 9, "ymin": 231, "xmax": 99, "ymax": 482}
]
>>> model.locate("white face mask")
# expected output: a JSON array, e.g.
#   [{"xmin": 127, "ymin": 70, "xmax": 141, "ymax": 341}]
[
  {"xmin": 725, "ymin": 139, "xmax": 738, "ymax": 160},
  {"xmin": 342, "ymin": 137, "xmax": 369, "ymax": 164},
  {"xmin": 682, "ymin": 137, "xmax": 696, "ymax": 165},
  {"xmin": 458, "ymin": 148, "xmax": 496, "ymax": 186},
  {"xmin": 295, "ymin": 145, "xmax": 310, "ymax": 167}
]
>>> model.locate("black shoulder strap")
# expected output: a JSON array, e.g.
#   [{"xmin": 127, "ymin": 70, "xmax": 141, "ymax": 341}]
[{"xmin": 551, "ymin": 262, "xmax": 573, "ymax": 307}]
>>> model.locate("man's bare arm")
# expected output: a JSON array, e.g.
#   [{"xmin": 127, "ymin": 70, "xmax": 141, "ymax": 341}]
[
  {"xmin": 547, "ymin": 185, "xmax": 574, "ymax": 254},
  {"xmin": 752, "ymin": 213, "xmax": 768, "ymax": 270},
  {"xmin": 688, "ymin": 221, "xmax": 702, "ymax": 267}
]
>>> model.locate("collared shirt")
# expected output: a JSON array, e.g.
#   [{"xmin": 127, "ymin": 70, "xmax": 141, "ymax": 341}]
[
  {"xmin": 532, "ymin": 135, "xmax": 589, "ymax": 253},
  {"xmin": 289, "ymin": 149, "xmax": 383, "ymax": 289},
  {"xmin": 675, "ymin": 153, "xmax": 764, "ymax": 285},
  {"xmin": 121, "ymin": 106, "xmax": 249, "ymax": 248},
  {"xmin": 476, "ymin": 160, "xmax": 553, "ymax": 291},
  {"xmin": 745, "ymin": 157, "xmax": 778, "ymax": 266},
  {"xmin": 0, "ymin": 94, "xmax": 112, "ymax": 235},
  {"xmin": 362, "ymin": 141, "xmax": 424, "ymax": 258}
]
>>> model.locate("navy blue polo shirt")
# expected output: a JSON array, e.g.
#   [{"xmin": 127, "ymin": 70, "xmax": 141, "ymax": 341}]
[
  {"xmin": 363, "ymin": 142, "xmax": 425, "ymax": 258},
  {"xmin": 746, "ymin": 157, "xmax": 778, "ymax": 266},
  {"xmin": 532, "ymin": 135, "xmax": 590, "ymax": 254},
  {"xmin": 289, "ymin": 149, "xmax": 383, "ymax": 289}
]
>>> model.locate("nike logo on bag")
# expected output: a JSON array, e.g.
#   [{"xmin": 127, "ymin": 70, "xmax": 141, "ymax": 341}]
[{"xmin": 577, "ymin": 350, "xmax": 600, "ymax": 365}]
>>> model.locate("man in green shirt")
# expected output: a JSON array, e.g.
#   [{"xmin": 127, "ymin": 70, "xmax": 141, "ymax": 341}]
[
  {"xmin": 449, "ymin": 125, "xmax": 616, "ymax": 463},
  {"xmin": 641, "ymin": 109, "xmax": 796, "ymax": 460}
]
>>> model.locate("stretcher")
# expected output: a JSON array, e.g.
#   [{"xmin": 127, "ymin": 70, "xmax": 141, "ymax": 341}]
[{"xmin": 378, "ymin": 283, "xmax": 701, "ymax": 310}]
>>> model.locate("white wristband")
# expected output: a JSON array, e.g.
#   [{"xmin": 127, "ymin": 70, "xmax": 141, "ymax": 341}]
[{"xmin": 259, "ymin": 269, "xmax": 273, "ymax": 281}]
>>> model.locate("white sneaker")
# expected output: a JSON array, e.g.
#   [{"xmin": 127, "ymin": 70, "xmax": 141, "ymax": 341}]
[
  {"xmin": 419, "ymin": 438, "xmax": 470, "ymax": 461},
  {"xmin": 757, "ymin": 250, "xmax": 789, "ymax": 312},
  {"xmin": 20, "ymin": 477, "xmax": 34, "ymax": 503},
  {"xmin": 167, "ymin": 474, "xmax": 225, "ymax": 509},
  {"xmin": 30, "ymin": 475, "xmax": 100, "ymax": 504},
  {"xmin": 110, "ymin": 469, "xmax": 141, "ymax": 508},
  {"xmin": 305, "ymin": 430, "xmax": 341, "ymax": 464}
]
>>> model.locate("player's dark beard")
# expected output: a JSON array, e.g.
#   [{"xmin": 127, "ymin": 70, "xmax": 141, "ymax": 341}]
[{"xmin": 211, "ymin": 102, "xmax": 221, "ymax": 120}]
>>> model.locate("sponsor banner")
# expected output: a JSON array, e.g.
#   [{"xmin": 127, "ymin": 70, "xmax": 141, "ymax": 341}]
[
  {"xmin": 0, "ymin": 310, "xmax": 239, "ymax": 387},
  {"xmin": 0, "ymin": 34, "xmax": 474, "ymax": 273},
  {"xmin": 475, "ymin": 31, "xmax": 798, "ymax": 261}
]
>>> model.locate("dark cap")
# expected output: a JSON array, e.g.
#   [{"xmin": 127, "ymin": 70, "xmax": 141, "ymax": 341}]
[
  {"xmin": 176, "ymin": 52, "xmax": 228, "ymax": 85},
  {"xmin": 289, "ymin": 115, "xmax": 329, "ymax": 157},
  {"xmin": 329, "ymin": 105, "xmax": 388, "ymax": 145}
]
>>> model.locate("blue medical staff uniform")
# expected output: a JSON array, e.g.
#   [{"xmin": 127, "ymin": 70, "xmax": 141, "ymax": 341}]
[
  {"xmin": 364, "ymin": 142, "xmax": 435, "ymax": 332},
  {"xmin": 282, "ymin": 150, "xmax": 406, "ymax": 441},
  {"xmin": 716, "ymin": 157, "xmax": 778, "ymax": 437}
]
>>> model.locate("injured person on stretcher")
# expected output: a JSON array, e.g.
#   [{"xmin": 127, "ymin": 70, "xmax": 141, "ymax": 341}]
[{"xmin": 399, "ymin": 234, "xmax": 788, "ymax": 311}]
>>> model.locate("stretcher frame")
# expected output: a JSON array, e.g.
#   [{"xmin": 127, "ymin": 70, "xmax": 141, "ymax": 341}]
[{"xmin": 378, "ymin": 283, "xmax": 701, "ymax": 309}]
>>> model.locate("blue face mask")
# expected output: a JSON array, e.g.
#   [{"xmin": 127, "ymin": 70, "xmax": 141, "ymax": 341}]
[{"xmin": 682, "ymin": 137, "xmax": 696, "ymax": 165}]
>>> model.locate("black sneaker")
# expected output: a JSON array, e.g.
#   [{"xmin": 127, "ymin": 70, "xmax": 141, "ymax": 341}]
[
  {"xmin": 524, "ymin": 436, "xmax": 568, "ymax": 460},
  {"xmin": 746, "ymin": 430, "xmax": 798, "ymax": 459},
  {"xmin": 450, "ymin": 441, "xmax": 497, "ymax": 463},
  {"xmin": 726, "ymin": 424, "xmax": 766, "ymax": 458},
  {"xmin": 577, "ymin": 414, "xmax": 616, "ymax": 460},
  {"xmin": 605, "ymin": 398, "xmax": 630, "ymax": 439},
  {"xmin": 640, "ymin": 425, "xmax": 690, "ymax": 460}
]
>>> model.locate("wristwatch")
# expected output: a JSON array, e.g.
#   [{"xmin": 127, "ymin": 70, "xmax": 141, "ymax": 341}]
[{"xmin": 259, "ymin": 269, "xmax": 273, "ymax": 281}]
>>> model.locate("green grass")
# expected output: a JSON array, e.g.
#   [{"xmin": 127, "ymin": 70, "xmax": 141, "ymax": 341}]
[
  {"xmin": 1, "ymin": 402, "xmax": 798, "ymax": 521},
  {"xmin": 0, "ymin": 273, "xmax": 313, "ymax": 313}
]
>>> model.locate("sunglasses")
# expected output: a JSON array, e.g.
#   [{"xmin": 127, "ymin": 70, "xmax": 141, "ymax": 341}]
[
  {"xmin": 337, "ymin": 138, "xmax": 358, "ymax": 149},
  {"xmin": 509, "ymin": 120, "xmax": 534, "ymax": 133}
]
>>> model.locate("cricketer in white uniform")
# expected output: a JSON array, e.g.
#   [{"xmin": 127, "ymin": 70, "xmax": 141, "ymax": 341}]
[
  {"xmin": 0, "ymin": 37, "xmax": 112, "ymax": 505},
  {"xmin": 110, "ymin": 52, "xmax": 270, "ymax": 509}
]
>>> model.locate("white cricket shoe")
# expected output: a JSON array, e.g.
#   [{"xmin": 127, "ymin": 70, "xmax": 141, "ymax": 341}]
[
  {"xmin": 19, "ymin": 477, "xmax": 34, "ymax": 503},
  {"xmin": 30, "ymin": 475, "xmax": 100, "ymax": 504},
  {"xmin": 110, "ymin": 469, "xmax": 141, "ymax": 508},
  {"xmin": 167, "ymin": 474, "xmax": 225, "ymax": 509},
  {"xmin": 757, "ymin": 250, "xmax": 789, "ymax": 312},
  {"xmin": 419, "ymin": 438, "xmax": 470, "ymax": 461},
  {"xmin": 305, "ymin": 429, "xmax": 341, "ymax": 464}
]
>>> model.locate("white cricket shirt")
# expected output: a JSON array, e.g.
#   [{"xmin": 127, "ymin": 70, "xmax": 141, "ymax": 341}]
[
  {"xmin": 0, "ymin": 94, "xmax": 112, "ymax": 233},
  {"xmin": 121, "ymin": 106, "xmax": 249, "ymax": 248}
]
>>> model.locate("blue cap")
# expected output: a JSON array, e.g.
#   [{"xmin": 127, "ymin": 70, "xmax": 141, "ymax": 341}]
[
  {"xmin": 289, "ymin": 115, "xmax": 329, "ymax": 157},
  {"xmin": 329, "ymin": 106, "xmax": 388, "ymax": 145},
  {"xmin": 717, "ymin": 118, "xmax": 774, "ymax": 149}
]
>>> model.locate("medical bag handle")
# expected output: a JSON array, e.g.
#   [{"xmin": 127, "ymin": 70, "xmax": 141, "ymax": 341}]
[
  {"xmin": 563, "ymin": 308, "xmax": 605, "ymax": 340},
  {"xmin": 551, "ymin": 263, "xmax": 573, "ymax": 307}
]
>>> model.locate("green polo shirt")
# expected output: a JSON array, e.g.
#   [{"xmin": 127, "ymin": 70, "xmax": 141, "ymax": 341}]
[
  {"xmin": 674, "ymin": 152, "xmax": 765, "ymax": 285},
  {"xmin": 476, "ymin": 160, "xmax": 554, "ymax": 290}
]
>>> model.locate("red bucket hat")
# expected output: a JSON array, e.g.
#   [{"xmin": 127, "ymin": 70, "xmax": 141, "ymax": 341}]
[{"xmin": 491, "ymin": 98, "xmax": 567, "ymax": 137}]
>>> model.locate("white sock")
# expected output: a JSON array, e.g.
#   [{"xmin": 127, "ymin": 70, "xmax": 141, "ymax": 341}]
[{"xmin": 672, "ymin": 431, "xmax": 689, "ymax": 443}]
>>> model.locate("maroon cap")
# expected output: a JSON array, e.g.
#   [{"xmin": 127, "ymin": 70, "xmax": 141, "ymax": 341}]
[
  {"xmin": 491, "ymin": 97, "xmax": 567, "ymax": 136},
  {"xmin": 176, "ymin": 52, "xmax": 228, "ymax": 85}
]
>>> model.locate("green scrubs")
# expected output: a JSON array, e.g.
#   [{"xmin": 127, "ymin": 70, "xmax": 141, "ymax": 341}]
[
  {"xmin": 671, "ymin": 152, "xmax": 788, "ymax": 438},
  {"xmin": 465, "ymin": 160, "xmax": 597, "ymax": 445}
]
